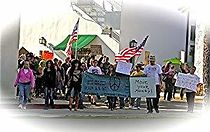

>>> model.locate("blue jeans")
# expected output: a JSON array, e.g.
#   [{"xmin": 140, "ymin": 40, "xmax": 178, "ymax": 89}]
[
  {"xmin": 44, "ymin": 87, "xmax": 54, "ymax": 107},
  {"xmin": 18, "ymin": 83, "xmax": 30, "ymax": 106}
]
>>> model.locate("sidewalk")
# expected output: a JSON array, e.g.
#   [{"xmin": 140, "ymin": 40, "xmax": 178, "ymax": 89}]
[
  {"xmin": 160, "ymin": 93, "xmax": 204, "ymax": 103},
  {"xmin": 0, "ymin": 92, "xmax": 204, "ymax": 110}
]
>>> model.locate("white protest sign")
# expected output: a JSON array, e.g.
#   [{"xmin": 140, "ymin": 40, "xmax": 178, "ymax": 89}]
[
  {"xmin": 175, "ymin": 73, "xmax": 200, "ymax": 92},
  {"xmin": 116, "ymin": 61, "xmax": 133, "ymax": 75},
  {"xmin": 130, "ymin": 77, "xmax": 156, "ymax": 98}
]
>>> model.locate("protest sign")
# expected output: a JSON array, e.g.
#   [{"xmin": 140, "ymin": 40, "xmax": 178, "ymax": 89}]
[
  {"xmin": 82, "ymin": 72, "xmax": 130, "ymax": 97},
  {"xmin": 115, "ymin": 61, "xmax": 133, "ymax": 75},
  {"xmin": 130, "ymin": 77, "xmax": 156, "ymax": 98},
  {"xmin": 175, "ymin": 73, "xmax": 200, "ymax": 92}
]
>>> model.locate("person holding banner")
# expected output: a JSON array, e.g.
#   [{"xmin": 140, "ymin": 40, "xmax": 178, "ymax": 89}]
[
  {"xmin": 144, "ymin": 55, "xmax": 162, "ymax": 113},
  {"xmin": 185, "ymin": 66, "xmax": 200, "ymax": 113},
  {"xmin": 179, "ymin": 63, "xmax": 190, "ymax": 100},
  {"xmin": 87, "ymin": 59, "xmax": 103, "ymax": 105},
  {"xmin": 106, "ymin": 64, "xmax": 117, "ymax": 110},
  {"xmin": 130, "ymin": 63, "xmax": 145, "ymax": 110}
]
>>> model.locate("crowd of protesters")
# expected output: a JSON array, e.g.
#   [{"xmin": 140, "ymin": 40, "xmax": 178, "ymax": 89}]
[{"xmin": 14, "ymin": 52, "xmax": 201, "ymax": 113}]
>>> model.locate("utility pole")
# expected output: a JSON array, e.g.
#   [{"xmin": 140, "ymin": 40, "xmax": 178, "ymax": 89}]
[{"xmin": 185, "ymin": 11, "xmax": 190, "ymax": 63}]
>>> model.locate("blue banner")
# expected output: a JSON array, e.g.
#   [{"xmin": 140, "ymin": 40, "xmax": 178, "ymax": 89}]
[{"xmin": 82, "ymin": 72, "xmax": 130, "ymax": 97}]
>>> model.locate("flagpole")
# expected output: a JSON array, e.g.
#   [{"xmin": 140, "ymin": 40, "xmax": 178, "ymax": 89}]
[
  {"xmin": 75, "ymin": 37, "xmax": 78, "ymax": 59},
  {"xmin": 75, "ymin": 18, "xmax": 79, "ymax": 60},
  {"xmin": 133, "ymin": 35, "xmax": 149, "ymax": 66}
]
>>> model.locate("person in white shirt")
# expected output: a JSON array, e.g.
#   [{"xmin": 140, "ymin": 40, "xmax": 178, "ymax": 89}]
[
  {"xmin": 185, "ymin": 66, "xmax": 200, "ymax": 113},
  {"xmin": 87, "ymin": 60, "xmax": 102, "ymax": 105},
  {"xmin": 87, "ymin": 61, "xmax": 102, "ymax": 75},
  {"xmin": 144, "ymin": 55, "xmax": 162, "ymax": 113}
]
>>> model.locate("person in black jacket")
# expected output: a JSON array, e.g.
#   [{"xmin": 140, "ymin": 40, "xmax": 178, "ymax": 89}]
[
  {"xmin": 67, "ymin": 60, "xmax": 83, "ymax": 111},
  {"xmin": 106, "ymin": 64, "xmax": 117, "ymax": 111},
  {"xmin": 43, "ymin": 60, "xmax": 56, "ymax": 110}
]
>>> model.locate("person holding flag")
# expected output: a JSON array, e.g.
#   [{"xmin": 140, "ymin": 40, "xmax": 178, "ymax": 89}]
[{"xmin": 66, "ymin": 18, "xmax": 80, "ymax": 60}]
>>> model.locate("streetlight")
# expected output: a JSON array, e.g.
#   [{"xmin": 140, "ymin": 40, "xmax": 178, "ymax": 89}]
[
  {"xmin": 178, "ymin": 7, "xmax": 190, "ymax": 63},
  {"xmin": 39, "ymin": 37, "xmax": 47, "ymax": 46},
  {"xmin": 129, "ymin": 39, "xmax": 137, "ymax": 48},
  {"xmin": 129, "ymin": 39, "xmax": 137, "ymax": 65},
  {"xmin": 39, "ymin": 37, "xmax": 67, "ymax": 61},
  {"xmin": 185, "ymin": 11, "xmax": 190, "ymax": 63}
]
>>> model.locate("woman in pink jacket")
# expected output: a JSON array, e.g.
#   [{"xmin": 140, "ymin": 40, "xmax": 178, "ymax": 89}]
[{"xmin": 14, "ymin": 60, "xmax": 35, "ymax": 110}]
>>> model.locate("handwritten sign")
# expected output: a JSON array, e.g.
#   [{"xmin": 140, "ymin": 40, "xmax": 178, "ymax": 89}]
[
  {"xmin": 82, "ymin": 72, "xmax": 130, "ymax": 97},
  {"xmin": 116, "ymin": 61, "xmax": 133, "ymax": 75},
  {"xmin": 130, "ymin": 77, "xmax": 156, "ymax": 98},
  {"xmin": 175, "ymin": 73, "xmax": 200, "ymax": 92}
]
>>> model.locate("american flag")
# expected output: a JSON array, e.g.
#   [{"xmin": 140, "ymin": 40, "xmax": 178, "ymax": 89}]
[
  {"xmin": 115, "ymin": 35, "xmax": 149, "ymax": 62},
  {"xmin": 66, "ymin": 18, "xmax": 80, "ymax": 58}
]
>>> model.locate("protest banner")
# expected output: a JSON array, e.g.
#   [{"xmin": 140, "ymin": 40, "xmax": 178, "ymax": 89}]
[
  {"xmin": 115, "ymin": 61, "xmax": 133, "ymax": 75},
  {"xmin": 175, "ymin": 73, "xmax": 200, "ymax": 92},
  {"xmin": 82, "ymin": 72, "xmax": 130, "ymax": 97},
  {"xmin": 130, "ymin": 77, "xmax": 156, "ymax": 98}
]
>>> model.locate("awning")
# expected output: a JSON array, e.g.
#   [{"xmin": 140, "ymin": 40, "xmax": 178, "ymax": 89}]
[{"xmin": 53, "ymin": 35, "xmax": 97, "ymax": 51}]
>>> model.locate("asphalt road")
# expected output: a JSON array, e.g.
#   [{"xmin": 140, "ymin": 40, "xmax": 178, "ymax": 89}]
[{"xmin": 1, "ymin": 95, "xmax": 208, "ymax": 132}]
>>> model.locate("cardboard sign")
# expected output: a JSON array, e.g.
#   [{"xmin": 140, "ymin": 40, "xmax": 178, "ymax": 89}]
[
  {"xmin": 116, "ymin": 61, "xmax": 133, "ymax": 75},
  {"xmin": 175, "ymin": 73, "xmax": 200, "ymax": 92},
  {"xmin": 130, "ymin": 77, "xmax": 156, "ymax": 98}
]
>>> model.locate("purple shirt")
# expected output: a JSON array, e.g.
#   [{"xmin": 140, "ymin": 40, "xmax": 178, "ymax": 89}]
[{"xmin": 14, "ymin": 68, "xmax": 35, "ymax": 88}]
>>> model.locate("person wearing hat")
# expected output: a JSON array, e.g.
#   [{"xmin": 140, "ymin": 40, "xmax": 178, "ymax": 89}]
[
  {"xmin": 130, "ymin": 63, "xmax": 145, "ymax": 110},
  {"xmin": 143, "ymin": 55, "xmax": 162, "ymax": 113}
]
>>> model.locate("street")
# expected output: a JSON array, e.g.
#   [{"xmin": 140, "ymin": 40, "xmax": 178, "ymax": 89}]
[{"xmin": 0, "ymin": 93, "xmax": 209, "ymax": 132}]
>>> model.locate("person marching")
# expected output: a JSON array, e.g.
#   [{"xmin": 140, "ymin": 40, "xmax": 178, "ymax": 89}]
[
  {"xmin": 61, "ymin": 57, "xmax": 71, "ymax": 97},
  {"xmin": 43, "ymin": 60, "xmax": 56, "ymax": 110},
  {"xmin": 87, "ymin": 59, "xmax": 103, "ymax": 105},
  {"xmin": 14, "ymin": 60, "xmax": 35, "ymax": 110},
  {"xmin": 106, "ymin": 64, "xmax": 117, "ymax": 111},
  {"xmin": 130, "ymin": 63, "xmax": 145, "ymax": 110},
  {"xmin": 163, "ymin": 62, "xmax": 176, "ymax": 101},
  {"xmin": 180, "ymin": 63, "xmax": 190, "ymax": 100},
  {"xmin": 185, "ymin": 66, "xmax": 200, "ymax": 113},
  {"xmin": 144, "ymin": 55, "xmax": 162, "ymax": 113},
  {"xmin": 67, "ymin": 60, "xmax": 83, "ymax": 111}
]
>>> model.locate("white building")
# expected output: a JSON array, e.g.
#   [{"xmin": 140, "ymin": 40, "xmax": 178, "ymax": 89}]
[{"xmin": 19, "ymin": 0, "xmax": 119, "ymax": 63}]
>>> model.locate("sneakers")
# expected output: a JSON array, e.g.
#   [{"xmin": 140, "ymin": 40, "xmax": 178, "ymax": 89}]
[
  {"xmin": 18, "ymin": 104, "xmax": 26, "ymax": 110},
  {"xmin": 22, "ymin": 106, "xmax": 26, "ymax": 110},
  {"xmin": 132, "ymin": 106, "xmax": 137, "ymax": 110},
  {"xmin": 18, "ymin": 104, "xmax": 22, "ymax": 109},
  {"xmin": 137, "ymin": 106, "xmax": 141, "ymax": 110}
]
